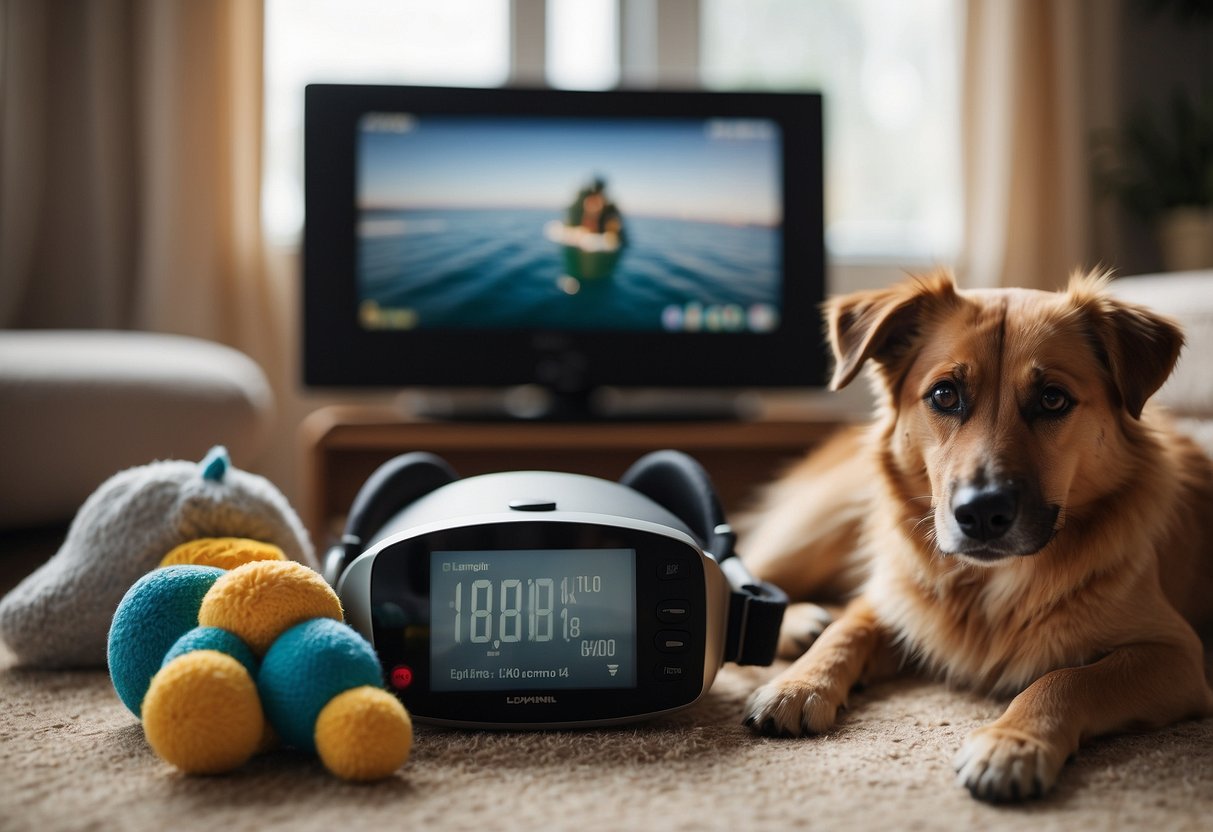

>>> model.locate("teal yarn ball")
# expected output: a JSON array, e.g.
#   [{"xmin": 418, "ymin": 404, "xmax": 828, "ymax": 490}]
[
  {"xmin": 257, "ymin": 618, "xmax": 382, "ymax": 751},
  {"xmin": 163, "ymin": 625, "xmax": 259, "ymax": 678},
  {"xmin": 106, "ymin": 565, "xmax": 225, "ymax": 715}
]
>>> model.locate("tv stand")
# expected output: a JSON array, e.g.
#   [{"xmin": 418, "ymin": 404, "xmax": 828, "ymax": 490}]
[
  {"xmin": 300, "ymin": 403, "xmax": 851, "ymax": 545},
  {"xmin": 400, "ymin": 386, "xmax": 757, "ymax": 423}
]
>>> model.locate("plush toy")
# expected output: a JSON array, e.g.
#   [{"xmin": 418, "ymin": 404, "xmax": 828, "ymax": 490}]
[
  {"xmin": 3, "ymin": 444, "xmax": 410, "ymax": 780},
  {"xmin": 0, "ymin": 446, "xmax": 314, "ymax": 667},
  {"xmin": 108, "ymin": 544, "xmax": 413, "ymax": 781}
]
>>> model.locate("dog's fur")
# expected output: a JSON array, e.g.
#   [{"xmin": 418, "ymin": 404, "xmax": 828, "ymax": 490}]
[{"xmin": 739, "ymin": 270, "xmax": 1213, "ymax": 802}]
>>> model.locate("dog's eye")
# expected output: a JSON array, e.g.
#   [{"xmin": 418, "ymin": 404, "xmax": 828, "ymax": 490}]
[
  {"xmin": 929, "ymin": 382, "xmax": 962, "ymax": 412},
  {"xmin": 1040, "ymin": 386, "xmax": 1071, "ymax": 414}
]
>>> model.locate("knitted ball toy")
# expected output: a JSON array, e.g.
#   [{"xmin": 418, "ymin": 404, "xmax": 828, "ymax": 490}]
[
  {"xmin": 0, "ymin": 446, "xmax": 314, "ymax": 668},
  {"xmin": 107, "ymin": 565, "xmax": 227, "ymax": 716},
  {"xmin": 143, "ymin": 645, "xmax": 267, "ymax": 775},
  {"xmin": 260, "ymin": 618, "xmax": 412, "ymax": 780},
  {"xmin": 161, "ymin": 537, "xmax": 288, "ymax": 571},
  {"xmin": 198, "ymin": 559, "xmax": 343, "ymax": 654},
  {"xmin": 108, "ymin": 555, "xmax": 412, "ymax": 781},
  {"xmin": 108, "ymin": 538, "xmax": 284, "ymax": 716}
]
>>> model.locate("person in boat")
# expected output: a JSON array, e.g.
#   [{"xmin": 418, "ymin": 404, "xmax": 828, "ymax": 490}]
[
  {"xmin": 549, "ymin": 177, "xmax": 626, "ymax": 288},
  {"xmin": 566, "ymin": 177, "xmax": 625, "ymax": 246}
]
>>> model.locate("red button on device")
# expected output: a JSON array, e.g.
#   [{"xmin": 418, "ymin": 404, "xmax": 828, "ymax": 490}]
[{"xmin": 390, "ymin": 665, "xmax": 414, "ymax": 690}]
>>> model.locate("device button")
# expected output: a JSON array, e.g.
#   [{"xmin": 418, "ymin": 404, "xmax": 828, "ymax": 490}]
[
  {"xmin": 390, "ymin": 665, "xmax": 414, "ymax": 690},
  {"xmin": 655, "ymin": 630, "xmax": 691, "ymax": 653},
  {"xmin": 657, "ymin": 600, "xmax": 690, "ymax": 624},
  {"xmin": 508, "ymin": 499, "xmax": 557, "ymax": 512},
  {"xmin": 654, "ymin": 662, "xmax": 688, "ymax": 683},
  {"xmin": 657, "ymin": 557, "xmax": 690, "ymax": 581}
]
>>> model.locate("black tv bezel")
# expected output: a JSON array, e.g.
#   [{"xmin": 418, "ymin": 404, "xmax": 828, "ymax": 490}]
[{"xmin": 303, "ymin": 84, "xmax": 826, "ymax": 392}]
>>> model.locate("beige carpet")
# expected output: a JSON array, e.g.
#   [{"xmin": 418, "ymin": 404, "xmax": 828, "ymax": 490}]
[{"xmin": 2, "ymin": 538, "xmax": 1211, "ymax": 831}]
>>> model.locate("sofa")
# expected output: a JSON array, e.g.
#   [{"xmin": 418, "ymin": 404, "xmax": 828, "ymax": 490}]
[{"xmin": 0, "ymin": 331, "xmax": 274, "ymax": 529}]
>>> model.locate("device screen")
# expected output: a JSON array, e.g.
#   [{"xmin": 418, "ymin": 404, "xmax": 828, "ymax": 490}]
[{"xmin": 428, "ymin": 548, "xmax": 637, "ymax": 692}]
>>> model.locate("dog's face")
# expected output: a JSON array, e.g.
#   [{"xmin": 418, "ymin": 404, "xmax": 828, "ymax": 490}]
[{"xmin": 828, "ymin": 271, "xmax": 1183, "ymax": 565}]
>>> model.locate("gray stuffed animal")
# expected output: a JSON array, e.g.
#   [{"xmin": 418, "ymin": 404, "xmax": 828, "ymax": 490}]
[{"xmin": 0, "ymin": 447, "xmax": 314, "ymax": 668}]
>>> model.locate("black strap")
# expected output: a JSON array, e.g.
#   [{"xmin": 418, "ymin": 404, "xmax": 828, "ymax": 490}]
[{"xmin": 717, "ymin": 556, "xmax": 787, "ymax": 667}]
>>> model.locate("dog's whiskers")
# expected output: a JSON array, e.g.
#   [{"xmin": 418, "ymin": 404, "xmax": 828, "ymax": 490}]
[{"xmin": 903, "ymin": 497, "xmax": 935, "ymax": 533}]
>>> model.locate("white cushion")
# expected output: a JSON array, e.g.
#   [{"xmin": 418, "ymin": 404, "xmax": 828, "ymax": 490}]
[{"xmin": 0, "ymin": 331, "xmax": 273, "ymax": 528}]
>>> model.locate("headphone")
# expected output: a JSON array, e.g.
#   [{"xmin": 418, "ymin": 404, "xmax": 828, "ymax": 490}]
[{"xmin": 323, "ymin": 449, "xmax": 786, "ymax": 666}]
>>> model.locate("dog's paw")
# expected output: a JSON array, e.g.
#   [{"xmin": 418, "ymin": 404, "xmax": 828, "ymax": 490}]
[
  {"xmin": 742, "ymin": 678, "xmax": 841, "ymax": 737},
  {"xmin": 953, "ymin": 725, "xmax": 1064, "ymax": 802},
  {"xmin": 776, "ymin": 602, "xmax": 835, "ymax": 660}
]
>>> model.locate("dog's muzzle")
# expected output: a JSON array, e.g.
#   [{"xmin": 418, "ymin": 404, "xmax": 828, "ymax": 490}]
[{"xmin": 943, "ymin": 479, "xmax": 1059, "ymax": 560}]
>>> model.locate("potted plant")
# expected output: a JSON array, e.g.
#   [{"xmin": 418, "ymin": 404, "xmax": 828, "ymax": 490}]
[{"xmin": 1094, "ymin": 87, "xmax": 1213, "ymax": 272}]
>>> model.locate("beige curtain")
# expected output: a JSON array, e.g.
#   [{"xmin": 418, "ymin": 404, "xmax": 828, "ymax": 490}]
[
  {"xmin": 0, "ymin": 0, "xmax": 276, "ymax": 362},
  {"xmin": 959, "ymin": 0, "xmax": 1112, "ymax": 290}
]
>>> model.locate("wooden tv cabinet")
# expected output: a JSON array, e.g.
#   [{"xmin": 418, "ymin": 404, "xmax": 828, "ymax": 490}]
[{"xmin": 300, "ymin": 404, "xmax": 850, "ymax": 546}]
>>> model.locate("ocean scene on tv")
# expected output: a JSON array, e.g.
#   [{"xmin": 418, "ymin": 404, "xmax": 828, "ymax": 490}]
[{"xmin": 356, "ymin": 113, "xmax": 782, "ymax": 332}]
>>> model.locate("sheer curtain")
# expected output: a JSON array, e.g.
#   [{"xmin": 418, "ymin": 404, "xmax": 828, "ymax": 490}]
[
  {"xmin": 958, "ymin": 0, "xmax": 1113, "ymax": 290},
  {"xmin": 0, "ymin": 0, "xmax": 277, "ymax": 364}
]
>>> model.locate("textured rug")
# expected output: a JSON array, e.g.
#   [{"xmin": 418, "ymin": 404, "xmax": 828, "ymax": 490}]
[{"xmin": 2, "ymin": 536, "xmax": 1211, "ymax": 832}]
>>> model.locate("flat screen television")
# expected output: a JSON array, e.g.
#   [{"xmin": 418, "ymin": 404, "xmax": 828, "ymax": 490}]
[{"xmin": 304, "ymin": 84, "xmax": 825, "ymax": 418}]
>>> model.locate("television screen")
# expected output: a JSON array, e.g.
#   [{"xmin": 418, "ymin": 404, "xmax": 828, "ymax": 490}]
[
  {"xmin": 356, "ymin": 114, "xmax": 782, "ymax": 335},
  {"xmin": 305, "ymin": 85, "xmax": 825, "ymax": 408}
]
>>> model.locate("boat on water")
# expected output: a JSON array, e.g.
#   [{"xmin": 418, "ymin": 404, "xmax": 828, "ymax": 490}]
[{"xmin": 544, "ymin": 220, "xmax": 623, "ymax": 282}]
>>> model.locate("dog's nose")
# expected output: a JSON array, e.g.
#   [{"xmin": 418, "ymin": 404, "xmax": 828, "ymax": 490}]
[{"xmin": 953, "ymin": 485, "xmax": 1019, "ymax": 541}]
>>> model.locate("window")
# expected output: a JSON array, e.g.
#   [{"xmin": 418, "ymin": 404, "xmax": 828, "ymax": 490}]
[
  {"xmin": 262, "ymin": 0, "xmax": 961, "ymax": 262},
  {"xmin": 701, "ymin": 0, "xmax": 962, "ymax": 261},
  {"xmin": 547, "ymin": 0, "xmax": 620, "ymax": 90},
  {"xmin": 262, "ymin": 0, "xmax": 510, "ymax": 240}
]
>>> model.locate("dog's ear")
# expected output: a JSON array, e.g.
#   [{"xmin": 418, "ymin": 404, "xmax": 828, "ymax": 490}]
[
  {"xmin": 1068, "ymin": 271, "xmax": 1184, "ymax": 420},
  {"xmin": 827, "ymin": 270, "xmax": 959, "ymax": 390}
]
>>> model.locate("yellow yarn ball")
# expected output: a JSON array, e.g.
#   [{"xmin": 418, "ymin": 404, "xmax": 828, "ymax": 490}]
[
  {"xmin": 142, "ymin": 651, "xmax": 265, "ymax": 775},
  {"xmin": 159, "ymin": 537, "xmax": 286, "ymax": 570},
  {"xmin": 197, "ymin": 560, "xmax": 342, "ymax": 655},
  {"xmin": 314, "ymin": 686, "xmax": 413, "ymax": 781}
]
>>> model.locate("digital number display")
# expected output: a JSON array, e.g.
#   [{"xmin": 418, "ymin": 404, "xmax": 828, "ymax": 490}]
[{"xmin": 430, "ymin": 549, "xmax": 636, "ymax": 691}]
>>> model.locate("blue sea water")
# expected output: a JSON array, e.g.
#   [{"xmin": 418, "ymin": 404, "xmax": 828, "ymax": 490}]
[{"xmin": 358, "ymin": 207, "xmax": 779, "ymax": 331}]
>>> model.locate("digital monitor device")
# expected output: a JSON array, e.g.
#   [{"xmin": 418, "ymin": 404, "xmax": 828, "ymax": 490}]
[
  {"xmin": 304, "ymin": 84, "xmax": 825, "ymax": 414},
  {"xmin": 328, "ymin": 450, "xmax": 788, "ymax": 728}
]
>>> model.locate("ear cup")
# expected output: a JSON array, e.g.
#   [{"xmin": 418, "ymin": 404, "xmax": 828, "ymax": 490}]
[
  {"xmin": 619, "ymin": 450, "xmax": 733, "ymax": 560},
  {"xmin": 324, "ymin": 452, "xmax": 458, "ymax": 586}
]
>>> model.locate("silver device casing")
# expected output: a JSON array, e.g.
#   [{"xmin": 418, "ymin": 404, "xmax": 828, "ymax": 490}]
[{"xmin": 336, "ymin": 470, "xmax": 732, "ymax": 728}]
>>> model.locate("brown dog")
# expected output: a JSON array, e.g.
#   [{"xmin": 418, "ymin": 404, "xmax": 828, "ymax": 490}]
[{"xmin": 740, "ymin": 270, "xmax": 1213, "ymax": 802}]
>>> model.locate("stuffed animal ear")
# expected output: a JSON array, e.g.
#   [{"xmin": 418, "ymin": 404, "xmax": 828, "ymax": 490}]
[
  {"xmin": 827, "ymin": 269, "xmax": 960, "ymax": 390},
  {"xmin": 1068, "ymin": 271, "xmax": 1184, "ymax": 420}
]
